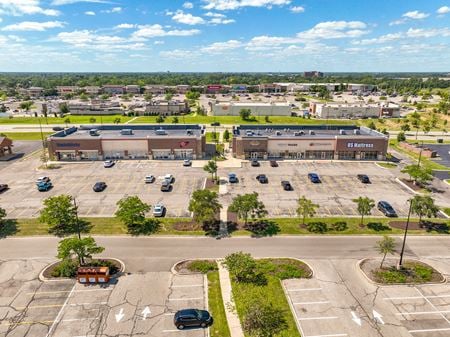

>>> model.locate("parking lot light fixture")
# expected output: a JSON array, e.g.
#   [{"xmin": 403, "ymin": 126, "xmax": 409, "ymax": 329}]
[{"xmin": 398, "ymin": 198, "xmax": 413, "ymax": 269}]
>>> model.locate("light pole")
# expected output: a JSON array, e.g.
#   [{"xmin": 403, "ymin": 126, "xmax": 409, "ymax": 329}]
[
  {"xmin": 38, "ymin": 117, "xmax": 48, "ymax": 168},
  {"xmin": 73, "ymin": 197, "xmax": 81, "ymax": 240},
  {"xmin": 417, "ymin": 140, "xmax": 424, "ymax": 167},
  {"xmin": 398, "ymin": 198, "xmax": 413, "ymax": 269}
]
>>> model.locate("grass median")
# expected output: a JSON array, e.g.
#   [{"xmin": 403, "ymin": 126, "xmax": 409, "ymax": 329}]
[
  {"xmin": 208, "ymin": 271, "xmax": 231, "ymax": 337},
  {"xmin": 1, "ymin": 132, "xmax": 53, "ymax": 140},
  {"xmin": 0, "ymin": 115, "xmax": 132, "ymax": 124}
]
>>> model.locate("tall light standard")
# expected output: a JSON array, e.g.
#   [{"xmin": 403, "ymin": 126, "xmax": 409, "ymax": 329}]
[
  {"xmin": 73, "ymin": 197, "xmax": 81, "ymax": 239},
  {"xmin": 398, "ymin": 198, "xmax": 414, "ymax": 268},
  {"xmin": 38, "ymin": 117, "xmax": 48, "ymax": 169}
]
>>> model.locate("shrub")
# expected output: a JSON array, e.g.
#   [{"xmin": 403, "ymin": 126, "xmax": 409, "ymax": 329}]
[
  {"xmin": 306, "ymin": 222, "xmax": 327, "ymax": 233},
  {"xmin": 51, "ymin": 259, "xmax": 78, "ymax": 277},
  {"xmin": 188, "ymin": 260, "xmax": 218, "ymax": 274},
  {"xmin": 243, "ymin": 301, "xmax": 288, "ymax": 337},
  {"xmin": 413, "ymin": 264, "xmax": 433, "ymax": 281},
  {"xmin": 375, "ymin": 269, "xmax": 407, "ymax": 283},
  {"xmin": 331, "ymin": 221, "xmax": 347, "ymax": 231},
  {"xmin": 225, "ymin": 252, "xmax": 266, "ymax": 285}
]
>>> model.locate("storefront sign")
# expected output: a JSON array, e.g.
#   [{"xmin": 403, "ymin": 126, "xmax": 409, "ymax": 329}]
[
  {"xmin": 250, "ymin": 141, "xmax": 260, "ymax": 146},
  {"xmin": 309, "ymin": 142, "xmax": 333, "ymax": 147},
  {"xmin": 179, "ymin": 141, "xmax": 190, "ymax": 148},
  {"xmin": 347, "ymin": 142, "xmax": 374, "ymax": 148},
  {"xmin": 56, "ymin": 143, "xmax": 81, "ymax": 148}
]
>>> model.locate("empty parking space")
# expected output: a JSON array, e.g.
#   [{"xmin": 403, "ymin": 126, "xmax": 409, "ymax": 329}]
[{"xmin": 222, "ymin": 161, "xmax": 414, "ymax": 217}]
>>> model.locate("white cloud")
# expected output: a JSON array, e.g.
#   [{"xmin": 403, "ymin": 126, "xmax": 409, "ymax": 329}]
[
  {"xmin": 209, "ymin": 17, "xmax": 235, "ymax": 24},
  {"xmin": 353, "ymin": 27, "xmax": 450, "ymax": 45},
  {"xmin": 437, "ymin": 6, "xmax": 450, "ymax": 14},
  {"xmin": 0, "ymin": 0, "xmax": 60, "ymax": 16},
  {"xmin": 389, "ymin": 19, "xmax": 407, "ymax": 26},
  {"xmin": 297, "ymin": 21, "xmax": 369, "ymax": 40},
  {"xmin": 7, "ymin": 34, "xmax": 26, "ymax": 42},
  {"xmin": 290, "ymin": 6, "xmax": 304, "ymax": 13},
  {"xmin": 406, "ymin": 27, "xmax": 450, "ymax": 38},
  {"xmin": 2, "ymin": 20, "xmax": 64, "ymax": 31},
  {"xmin": 183, "ymin": 2, "xmax": 194, "ymax": 9},
  {"xmin": 204, "ymin": 12, "xmax": 225, "ymax": 17},
  {"xmin": 201, "ymin": 39, "xmax": 242, "ymax": 53},
  {"xmin": 154, "ymin": 40, "xmax": 164, "ymax": 45},
  {"xmin": 51, "ymin": 0, "xmax": 109, "ymax": 5},
  {"xmin": 115, "ymin": 23, "xmax": 135, "ymax": 29},
  {"xmin": 84, "ymin": 11, "xmax": 95, "ymax": 15},
  {"xmin": 402, "ymin": 10, "xmax": 429, "ymax": 20},
  {"xmin": 202, "ymin": 0, "xmax": 291, "ymax": 11},
  {"xmin": 102, "ymin": 6, "xmax": 122, "ymax": 13},
  {"xmin": 352, "ymin": 32, "xmax": 403, "ymax": 45},
  {"xmin": 132, "ymin": 24, "xmax": 201, "ymax": 39},
  {"xmin": 172, "ymin": 11, "xmax": 205, "ymax": 25}
]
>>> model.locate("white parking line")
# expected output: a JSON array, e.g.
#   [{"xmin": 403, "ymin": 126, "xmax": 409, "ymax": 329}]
[
  {"xmin": 288, "ymin": 287, "xmax": 322, "ymax": 292},
  {"xmin": 171, "ymin": 284, "xmax": 204, "ymax": 288},
  {"xmin": 298, "ymin": 316, "xmax": 339, "ymax": 321},
  {"xmin": 414, "ymin": 287, "xmax": 450, "ymax": 325},
  {"xmin": 396, "ymin": 310, "xmax": 450, "ymax": 316},
  {"xmin": 384, "ymin": 294, "xmax": 450, "ymax": 300},
  {"xmin": 293, "ymin": 301, "xmax": 330, "ymax": 305},
  {"xmin": 305, "ymin": 334, "xmax": 348, "ymax": 337},
  {"xmin": 409, "ymin": 328, "xmax": 450, "ymax": 334},
  {"xmin": 29, "ymin": 288, "xmax": 113, "ymax": 295},
  {"xmin": 168, "ymin": 297, "xmax": 203, "ymax": 301},
  {"xmin": 45, "ymin": 283, "xmax": 76, "ymax": 337},
  {"xmin": 17, "ymin": 302, "xmax": 107, "ymax": 309}
]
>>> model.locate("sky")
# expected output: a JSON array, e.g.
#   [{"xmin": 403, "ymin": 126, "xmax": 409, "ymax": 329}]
[{"xmin": 0, "ymin": 0, "xmax": 449, "ymax": 72}]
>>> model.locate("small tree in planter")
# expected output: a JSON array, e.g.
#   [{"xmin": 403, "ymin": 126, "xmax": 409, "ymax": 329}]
[
  {"xmin": 353, "ymin": 196, "xmax": 375, "ymax": 226},
  {"xmin": 229, "ymin": 193, "xmax": 267, "ymax": 226},
  {"xmin": 188, "ymin": 189, "xmax": 221, "ymax": 225},
  {"xmin": 203, "ymin": 160, "xmax": 218, "ymax": 182},
  {"xmin": 57, "ymin": 236, "xmax": 104, "ymax": 266},
  {"xmin": 376, "ymin": 235, "xmax": 396, "ymax": 269},
  {"xmin": 411, "ymin": 195, "xmax": 439, "ymax": 225}
]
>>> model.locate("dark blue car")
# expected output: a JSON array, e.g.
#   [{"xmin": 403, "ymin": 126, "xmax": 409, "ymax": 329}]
[
  {"xmin": 308, "ymin": 173, "xmax": 321, "ymax": 183},
  {"xmin": 228, "ymin": 173, "xmax": 238, "ymax": 183},
  {"xmin": 37, "ymin": 181, "xmax": 52, "ymax": 191}
]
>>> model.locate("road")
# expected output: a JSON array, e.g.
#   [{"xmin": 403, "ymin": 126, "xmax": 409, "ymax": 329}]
[{"xmin": 1, "ymin": 235, "xmax": 449, "ymax": 272}]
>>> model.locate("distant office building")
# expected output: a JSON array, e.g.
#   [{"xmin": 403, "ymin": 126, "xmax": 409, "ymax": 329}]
[
  {"xmin": 212, "ymin": 102, "xmax": 291, "ymax": 116},
  {"xmin": 102, "ymin": 85, "xmax": 125, "ymax": 95},
  {"xmin": 309, "ymin": 102, "xmax": 400, "ymax": 119},
  {"xmin": 258, "ymin": 83, "xmax": 283, "ymax": 93},
  {"xmin": 206, "ymin": 85, "xmax": 228, "ymax": 94},
  {"xmin": 83, "ymin": 86, "xmax": 101, "ymax": 95},
  {"xmin": 125, "ymin": 85, "xmax": 141, "ymax": 95},
  {"xmin": 144, "ymin": 85, "xmax": 167, "ymax": 95},
  {"xmin": 67, "ymin": 100, "xmax": 123, "ymax": 115},
  {"xmin": 57, "ymin": 86, "xmax": 79, "ymax": 96},
  {"xmin": 18, "ymin": 87, "xmax": 44, "ymax": 98},
  {"xmin": 304, "ymin": 71, "xmax": 324, "ymax": 78},
  {"xmin": 347, "ymin": 83, "xmax": 376, "ymax": 92},
  {"xmin": 232, "ymin": 125, "xmax": 388, "ymax": 160},
  {"xmin": 176, "ymin": 85, "xmax": 191, "ymax": 94},
  {"xmin": 145, "ymin": 100, "xmax": 190, "ymax": 116}
]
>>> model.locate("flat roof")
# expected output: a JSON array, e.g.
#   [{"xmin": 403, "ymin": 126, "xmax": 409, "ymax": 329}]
[
  {"xmin": 234, "ymin": 125, "xmax": 386, "ymax": 139},
  {"xmin": 215, "ymin": 102, "xmax": 289, "ymax": 107},
  {"xmin": 50, "ymin": 125, "xmax": 204, "ymax": 139}
]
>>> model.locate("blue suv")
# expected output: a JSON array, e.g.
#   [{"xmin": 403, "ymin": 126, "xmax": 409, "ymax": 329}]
[
  {"xmin": 37, "ymin": 181, "xmax": 52, "ymax": 191},
  {"xmin": 228, "ymin": 173, "xmax": 238, "ymax": 183},
  {"xmin": 308, "ymin": 173, "xmax": 321, "ymax": 183}
]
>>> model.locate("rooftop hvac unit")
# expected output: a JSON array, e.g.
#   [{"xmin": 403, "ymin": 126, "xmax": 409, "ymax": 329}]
[
  {"xmin": 354, "ymin": 129, "xmax": 361, "ymax": 135},
  {"xmin": 186, "ymin": 130, "xmax": 193, "ymax": 135},
  {"xmin": 246, "ymin": 130, "xmax": 254, "ymax": 136},
  {"xmin": 89, "ymin": 129, "xmax": 99, "ymax": 136},
  {"xmin": 309, "ymin": 130, "xmax": 315, "ymax": 135},
  {"xmin": 294, "ymin": 131, "xmax": 304, "ymax": 136},
  {"xmin": 276, "ymin": 131, "xmax": 282, "ymax": 136},
  {"xmin": 155, "ymin": 128, "xmax": 167, "ymax": 135},
  {"xmin": 120, "ymin": 129, "xmax": 133, "ymax": 135},
  {"xmin": 339, "ymin": 129, "xmax": 346, "ymax": 135}
]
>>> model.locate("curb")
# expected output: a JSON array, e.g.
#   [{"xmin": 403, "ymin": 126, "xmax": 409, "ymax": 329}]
[
  {"xmin": 375, "ymin": 162, "xmax": 397, "ymax": 170},
  {"xmin": 39, "ymin": 257, "xmax": 126, "ymax": 282},
  {"xmin": 395, "ymin": 177, "xmax": 420, "ymax": 195},
  {"xmin": 171, "ymin": 258, "xmax": 216, "ymax": 275},
  {"xmin": 357, "ymin": 257, "xmax": 447, "ymax": 287}
]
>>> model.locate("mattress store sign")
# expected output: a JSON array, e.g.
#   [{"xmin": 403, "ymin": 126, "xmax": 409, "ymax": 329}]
[
  {"xmin": 347, "ymin": 142, "xmax": 374, "ymax": 149},
  {"xmin": 56, "ymin": 142, "xmax": 81, "ymax": 148}
]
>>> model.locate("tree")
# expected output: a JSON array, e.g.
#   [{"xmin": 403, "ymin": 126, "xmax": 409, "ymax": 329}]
[
  {"xmin": 296, "ymin": 196, "xmax": 319, "ymax": 225},
  {"xmin": 224, "ymin": 252, "xmax": 259, "ymax": 283},
  {"xmin": 352, "ymin": 197, "xmax": 375, "ymax": 226},
  {"xmin": 156, "ymin": 115, "xmax": 165, "ymax": 123},
  {"xmin": 0, "ymin": 207, "xmax": 6, "ymax": 225},
  {"xmin": 57, "ymin": 236, "xmax": 104, "ymax": 265},
  {"xmin": 115, "ymin": 196, "xmax": 150, "ymax": 228},
  {"xmin": 422, "ymin": 120, "xmax": 431, "ymax": 134},
  {"xmin": 401, "ymin": 165, "xmax": 433, "ymax": 185},
  {"xmin": 172, "ymin": 116, "xmax": 179, "ymax": 124},
  {"xmin": 185, "ymin": 91, "xmax": 200, "ymax": 100},
  {"xmin": 59, "ymin": 103, "xmax": 69, "ymax": 115},
  {"xmin": 229, "ymin": 193, "xmax": 267, "ymax": 226},
  {"xmin": 144, "ymin": 93, "xmax": 153, "ymax": 101},
  {"xmin": 411, "ymin": 195, "xmax": 439, "ymax": 224},
  {"xmin": 397, "ymin": 131, "xmax": 406, "ymax": 142},
  {"xmin": 376, "ymin": 235, "xmax": 395, "ymax": 269},
  {"xmin": 203, "ymin": 160, "xmax": 218, "ymax": 182},
  {"xmin": 243, "ymin": 301, "xmax": 288, "ymax": 337},
  {"xmin": 188, "ymin": 189, "xmax": 221, "ymax": 224},
  {"xmin": 368, "ymin": 121, "xmax": 377, "ymax": 130},
  {"xmin": 400, "ymin": 123, "xmax": 410, "ymax": 132},
  {"xmin": 113, "ymin": 117, "xmax": 121, "ymax": 124},
  {"xmin": 39, "ymin": 195, "xmax": 86, "ymax": 237},
  {"xmin": 239, "ymin": 108, "xmax": 252, "ymax": 121},
  {"xmin": 20, "ymin": 101, "xmax": 33, "ymax": 112},
  {"xmin": 223, "ymin": 129, "xmax": 230, "ymax": 142},
  {"xmin": 63, "ymin": 117, "xmax": 71, "ymax": 126},
  {"xmin": 410, "ymin": 114, "xmax": 421, "ymax": 140},
  {"xmin": 165, "ymin": 92, "xmax": 173, "ymax": 101},
  {"xmin": 89, "ymin": 117, "xmax": 96, "ymax": 123}
]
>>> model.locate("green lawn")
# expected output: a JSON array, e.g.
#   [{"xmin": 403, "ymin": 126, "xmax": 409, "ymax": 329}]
[
  {"xmin": 2, "ymin": 217, "xmax": 203, "ymax": 237},
  {"xmin": 205, "ymin": 131, "xmax": 219, "ymax": 143},
  {"xmin": 0, "ymin": 115, "xmax": 132, "ymax": 124},
  {"xmin": 208, "ymin": 271, "xmax": 231, "ymax": 337},
  {"xmin": 1, "ymin": 132, "xmax": 53, "ymax": 140}
]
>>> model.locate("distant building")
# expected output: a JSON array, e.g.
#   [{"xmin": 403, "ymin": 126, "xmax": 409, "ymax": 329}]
[
  {"xmin": 83, "ymin": 86, "xmax": 101, "ymax": 95},
  {"xmin": 258, "ymin": 83, "xmax": 282, "ymax": 93},
  {"xmin": 102, "ymin": 85, "xmax": 125, "ymax": 95},
  {"xmin": 144, "ymin": 85, "xmax": 167, "ymax": 95},
  {"xmin": 347, "ymin": 83, "xmax": 376, "ymax": 92},
  {"xmin": 176, "ymin": 85, "xmax": 191, "ymax": 94},
  {"xmin": 304, "ymin": 71, "xmax": 324, "ymax": 78},
  {"xmin": 57, "ymin": 86, "xmax": 79, "ymax": 96},
  {"xmin": 212, "ymin": 102, "xmax": 291, "ymax": 116},
  {"xmin": 125, "ymin": 85, "xmax": 141, "ymax": 95},
  {"xmin": 230, "ymin": 85, "xmax": 248, "ymax": 93},
  {"xmin": 18, "ymin": 87, "xmax": 44, "ymax": 98},
  {"xmin": 206, "ymin": 85, "xmax": 228, "ymax": 94},
  {"xmin": 309, "ymin": 102, "xmax": 400, "ymax": 119},
  {"xmin": 145, "ymin": 100, "xmax": 190, "ymax": 116},
  {"xmin": 67, "ymin": 100, "xmax": 123, "ymax": 115}
]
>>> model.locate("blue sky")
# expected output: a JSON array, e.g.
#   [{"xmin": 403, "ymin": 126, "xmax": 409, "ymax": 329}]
[{"xmin": 0, "ymin": 0, "xmax": 449, "ymax": 72}]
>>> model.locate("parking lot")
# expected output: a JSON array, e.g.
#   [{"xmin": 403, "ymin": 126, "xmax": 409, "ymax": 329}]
[
  {"xmin": 283, "ymin": 258, "xmax": 450, "ymax": 337},
  {"xmin": 0, "ymin": 259, "xmax": 208, "ymax": 337},
  {"xmin": 221, "ymin": 161, "xmax": 414, "ymax": 217},
  {"xmin": 0, "ymin": 158, "xmax": 206, "ymax": 218}
]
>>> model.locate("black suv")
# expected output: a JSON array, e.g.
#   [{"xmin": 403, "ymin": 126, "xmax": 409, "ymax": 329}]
[
  {"xmin": 256, "ymin": 174, "xmax": 268, "ymax": 183},
  {"xmin": 93, "ymin": 182, "xmax": 107, "ymax": 192},
  {"xmin": 174, "ymin": 309, "xmax": 213, "ymax": 330},
  {"xmin": 0, "ymin": 184, "xmax": 8, "ymax": 193},
  {"xmin": 377, "ymin": 201, "xmax": 397, "ymax": 217},
  {"xmin": 357, "ymin": 174, "xmax": 370, "ymax": 184},
  {"xmin": 270, "ymin": 160, "xmax": 278, "ymax": 167},
  {"xmin": 281, "ymin": 180, "xmax": 292, "ymax": 190}
]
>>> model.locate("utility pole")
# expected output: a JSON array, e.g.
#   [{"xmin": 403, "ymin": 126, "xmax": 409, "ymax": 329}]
[
  {"xmin": 73, "ymin": 197, "xmax": 81, "ymax": 239},
  {"xmin": 38, "ymin": 118, "xmax": 48, "ymax": 168},
  {"xmin": 417, "ymin": 140, "xmax": 424, "ymax": 167},
  {"xmin": 398, "ymin": 198, "xmax": 413, "ymax": 268}
]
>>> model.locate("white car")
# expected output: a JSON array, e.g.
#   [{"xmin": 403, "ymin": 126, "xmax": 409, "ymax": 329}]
[
  {"xmin": 183, "ymin": 159, "xmax": 192, "ymax": 167},
  {"xmin": 164, "ymin": 174, "xmax": 174, "ymax": 183},
  {"xmin": 36, "ymin": 176, "xmax": 50, "ymax": 184},
  {"xmin": 153, "ymin": 204, "xmax": 165, "ymax": 217},
  {"xmin": 144, "ymin": 175, "xmax": 155, "ymax": 183},
  {"xmin": 104, "ymin": 160, "xmax": 115, "ymax": 168}
]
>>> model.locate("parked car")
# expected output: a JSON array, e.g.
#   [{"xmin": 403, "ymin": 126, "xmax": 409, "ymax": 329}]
[
  {"xmin": 183, "ymin": 159, "xmax": 192, "ymax": 167},
  {"xmin": 103, "ymin": 160, "xmax": 115, "ymax": 168},
  {"xmin": 281, "ymin": 180, "xmax": 292, "ymax": 191},
  {"xmin": 256, "ymin": 174, "xmax": 268, "ymax": 183},
  {"xmin": 52, "ymin": 126, "xmax": 64, "ymax": 131},
  {"xmin": 251, "ymin": 159, "xmax": 260, "ymax": 167},
  {"xmin": 308, "ymin": 173, "xmax": 321, "ymax": 183},
  {"xmin": 210, "ymin": 122, "xmax": 220, "ymax": 126},
  {"xmin": 377, "ymin": 201, "xmax": 397, "ymax": 217},
  {"xmin": 37, "ymin": 181, "xmax": 52, "ymax": 192},
  {"xmin": 0, "ymin": 184, "xmax": 9, "ymax": 193},
  {"xmin": 144, "ymin": 175, "xmax": 155, "ymax": 183},
  {"xmin": 161, "ymin": 180, "xmax": 172, "ymax": 192},
  {"xmin": 164, "ymin": 174, "xmax": 174, "ymax": 183},
  {"xmin": 93, "ymin": 182, "xmax": 107, "ymax": 192},
  {"xmin": 270, "ymin": 160, "xmax": 278, "ymax": 167},
  {"xmin": 174, "ymin": 309, "xmax": 213, "ymax": 330},
  {"xmin": 357, "ymin": 174, "xmax": 370, "ymax": 184},
  {"xmin": 153, "ymin": 204, "xmax": 165, "ymax": 217},
  {"xmin": 228, "ymin": 173, "xmax": 238, "ymax": 183},
  {"xmin": 36, "ymin": 176, "xmax": 50, "ymax": 184}
]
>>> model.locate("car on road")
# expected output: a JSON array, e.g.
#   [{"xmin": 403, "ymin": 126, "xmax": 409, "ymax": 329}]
[
  {"xmin": 308, "ymin": 173, "xmax": 321, "ymax": 183},
  {"xmin": 251, "ymin": 159, "xmax": 260, "ymax": 167},
  {"xmin": 270, "ymin": 160, "xmax": 278, "ymax": 167},
  {"xmin": 174, "ymin": 309, "xmax": 213, "ymax": 330},
  {"xmin": 357, "ymin": 174, "xmax": 370, "ymax": 184},
  {"xmin": 256, "ymin": 174, "xmax": 268, "ymax": 183},
  {"xmin": 161, "ymin": 180, "xmax": 172, "ymax": 192},
  {"xmin": 183, "ymin": 159, "xmax": 192, "ymax": 167},
  {"xmin": 210, "ymin": 122, "xmax": 220, "ymax": 126},
  {"xmin": 144, "ymin": 175, "xmax": 155, "ymax": 183},
  {"xmin": 103, "ymin": 160, "xmax": 115, "ymax": 168},
  {"xmin": 281, "ymin": 180, "xmax": 292, "ymax": 191},
  {"xmin": 0, "ymin": 184, "xmax": 9, "ymax": 193},
  {"xmin": 228, "ymin": 173, "xmax": 238, "ymax": 183},
  {"xmin": 36, "ymin": 176, "xmax": 51, "ymax": 184},
  {"xmin": 93, "ymin": 182, "xmax": 107, "ymax": 192},
  {"xmin": 164, "ymin": 174, "xmax": 174, "ymax": 183},
  {"xmin": 377, "ymin": 201, "xmax": 397, "ymax": 217},
  {"xmin": 52, "ymin": 126, "xmax": 64, "ymax": 131},
  {"xmin": 153, "ymin": 204, "xmax": 165, "ymax": 217},
  {"xmin": 37, "ymin": 181, "xmax": 52, "ymax": 192}
]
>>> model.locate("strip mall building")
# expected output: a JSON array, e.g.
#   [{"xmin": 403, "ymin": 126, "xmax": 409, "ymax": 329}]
[
  {"xmin": 47, "ymin": 125, "xmax": 206, "ymax": 161},
  {"xmin": 232, "ymin": 125, "xmax": 388, "ymax": 161}
]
